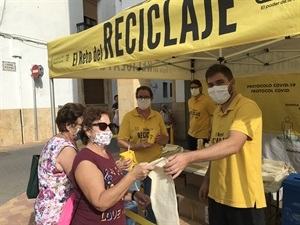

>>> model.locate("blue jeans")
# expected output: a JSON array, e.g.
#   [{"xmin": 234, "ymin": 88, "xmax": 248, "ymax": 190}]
[
  {"xmin": 125, "ymin": 200, "xmax": 138, "ymax": 225},
  {"xmin": 143, "ymin": 176, "xmax": 157, "ymax": 224},
  {"xmin": 123, "ymin": 172, "xmax": 140, "ymax": 225},
  {"xmin": 123, "ymin": 174, "xmax": 157, "ymax": 224}
]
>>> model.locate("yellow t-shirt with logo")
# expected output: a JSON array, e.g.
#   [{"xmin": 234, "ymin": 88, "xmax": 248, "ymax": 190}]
[
  {"xmin": 208, "ymin": 94, "xmax": 266, "ymax": 208},
  {"xmin": 118, "ymin": 108, "xmax": 168, "ymax": 163},
  {"xmin": 188, "ymin": 94, "xmax": 215, "ymax": 138}
]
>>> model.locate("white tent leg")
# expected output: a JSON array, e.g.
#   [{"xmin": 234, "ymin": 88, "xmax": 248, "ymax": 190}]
[{"xmin": 49, "ymin": 78, "xmax": 56, "ymax": 135}]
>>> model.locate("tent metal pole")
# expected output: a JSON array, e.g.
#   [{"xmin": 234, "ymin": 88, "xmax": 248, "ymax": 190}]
[
  {"xmin": 49, "ymin": 78, "xmax": 56, "ymax": 135},
  {"xmin": 270, "ymin": 55, "xmax": 300, "ymax": 64},
  {"xmin": 218, "ymin": 49, "xmax": 224, "ymax": 63},
  {"xmin": 225, "ymin": 38, "xmax": 285, "ymax": 59},
  {"xmin": 190, "ymin": 59, "xmax": 195, "ymax": 80}
]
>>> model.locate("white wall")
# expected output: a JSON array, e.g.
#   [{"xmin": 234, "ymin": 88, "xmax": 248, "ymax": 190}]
[
  {"xmin": 0, "ymin": 0, "xmax": 85, "ymax": 110},
  {"xmin": 0, "ymin": 0, "xmax": 85, "ymax": 146}
]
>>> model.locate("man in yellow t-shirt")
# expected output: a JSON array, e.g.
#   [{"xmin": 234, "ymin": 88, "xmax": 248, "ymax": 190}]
[
  {"xmin": 164, "ymin": 64, "xmax": 266, "ymax": 225},
  {"xmin": 188, "ymin": 79, "xmax": 215, "ymax": 150}
]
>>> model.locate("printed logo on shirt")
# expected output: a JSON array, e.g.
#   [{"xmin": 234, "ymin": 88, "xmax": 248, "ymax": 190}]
[
  {"xmin": 101, "ymin": 209, "xmax": 122, "ymax": 221},
  {"xmin": 211, "ymin": 132, "xmax": 227, "ymax": 144},
  {"xmin": 190, "ymin": 110, "xmax": 200, "ymax": 117}
]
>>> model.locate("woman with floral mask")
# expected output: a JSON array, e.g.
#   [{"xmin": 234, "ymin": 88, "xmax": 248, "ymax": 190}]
[
  {"xmin": 117, "ymin": 85, "xmax": 169, "ymax": 224},
  {"xmin": 187, "ymin": 79, "xmax": 216, "ymax": 150},
  {"xmin": 34, "ymin": 103, "xmax": 85, "ymax": 225},
  {"xmin": 70, "ymin": 106, "xmax": 154, "ymax": 225}
]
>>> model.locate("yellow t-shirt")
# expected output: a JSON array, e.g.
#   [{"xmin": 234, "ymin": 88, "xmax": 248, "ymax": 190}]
[
  {"xmin": 208, "ymin": 94, "xmax": 266, "ymax": 208},
  {"xmin": 188, "ymin": 94, "xmax": 215, "ymax": 138},
  {"xmin": 118, "ymin": 108, "xmax": 168, "ymax": 163}
]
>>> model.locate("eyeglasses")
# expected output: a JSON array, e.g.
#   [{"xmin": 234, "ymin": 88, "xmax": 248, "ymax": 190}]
[
  {"xmin": 190, "ymin": 87, "xmax": 199, "ymax": 89},
  {"xmin": 92, "ymin": 122, "xmax": 114, "ymax": 131},
  {"xmin": 136, "ymin": 96, "xmax": 151, "ymax": 100}
]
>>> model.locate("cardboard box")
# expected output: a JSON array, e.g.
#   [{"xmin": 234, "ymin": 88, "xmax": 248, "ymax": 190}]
[
  {"xmin": 174, "ymin": 173, "xmax": 186, "ymax": 190},
  {"xmin": 186, "ymin": 172, "xmax": 205, "ymax": 188},
  {"xmin": 177, "ymin": 184, "xmax": 208, "ymax": 224}
]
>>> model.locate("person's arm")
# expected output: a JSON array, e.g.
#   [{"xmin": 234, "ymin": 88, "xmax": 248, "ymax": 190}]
[
  {"xmin": 155, "ymin": 134, "xmax": 169, "ymax": 146},
  {"xmin": 124, "ymin": 190, "xmax": 151, "ymax": 207},
  {"xmin": 164, "ymin": 130, "xmax": 247, "ymax": 178},
  {"xmin": 199, "ymin": 163, "xmax": 210, "ymax": 203},
  {"xmin": 118, "ymin": 139, "xmax": 152, "ymax": 151},
  {"xmin": 56, "ymin": 146, "xmax": 77, "ymax": 177},
  {"xmin": 75, "ymin": 161, "xmax": 154, "ymax": 212}
]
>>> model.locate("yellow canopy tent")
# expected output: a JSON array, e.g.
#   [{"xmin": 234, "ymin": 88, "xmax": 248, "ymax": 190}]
[
  {"xmin": 47, "ymin": 0, "xmax": 300, "ymax": 171},
  {"xmin": 48, "ymin": 0, "xmax": 300, "ymax": 80},
  {"xmin": 47, "ymin": 0, "xmax": 300, "ymax": 131}
]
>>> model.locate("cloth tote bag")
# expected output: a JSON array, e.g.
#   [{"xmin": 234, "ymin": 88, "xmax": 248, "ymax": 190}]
[{"xmin": 26, "ymin": 155, "xmax": 40, "ymax": 199}]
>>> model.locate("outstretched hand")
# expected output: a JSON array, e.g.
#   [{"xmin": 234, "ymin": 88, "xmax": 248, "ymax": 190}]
[{"xmin": 163, "ymin": 153, "xmax": 190, "ymax": 179}]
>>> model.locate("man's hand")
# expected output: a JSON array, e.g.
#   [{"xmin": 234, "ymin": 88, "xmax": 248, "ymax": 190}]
[{"xmin": 163, "ymin": 152, "xmax": 190, "ymax": 179}]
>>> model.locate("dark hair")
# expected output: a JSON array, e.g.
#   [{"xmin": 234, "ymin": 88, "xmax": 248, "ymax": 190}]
[
  {"xmin": 135, "ymin": 86, "xmax": 153, "ymax": 99},
  {"xmin": 205, "ymin": 64, "xmax": 233, "ymax": 81},
  {"xmin": 80, "ymin": 106, "xmax": 109, "ymax": 145},
  {"xmin": 190, "ymin": 79, "xmax": 202, "ymax": 87},
  {"xmin": 55, "ymin": 103, "xmax": 85, "ymax": 132},
  {"xmin": 114, "ymin": 95, "xmax": 118, "ymax": 100}
]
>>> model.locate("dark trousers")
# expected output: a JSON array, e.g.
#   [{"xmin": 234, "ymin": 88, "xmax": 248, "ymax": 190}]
[
  {"xmin": 208, "ymin": 198, "xmax": 266, "ymax": 225},
  {"xmin": 143, "ymin": 177, "xmax": 156, "ymax": 224},
  {"xmin": 187, "ymin": 134, "xmax": 209, "ymax": 150}
]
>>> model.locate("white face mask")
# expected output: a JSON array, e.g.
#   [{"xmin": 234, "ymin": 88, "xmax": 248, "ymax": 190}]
[
  {"xmin": 208, "ymin": 83, "xmax": 232, "ymax": 104},
  {"xmin": 190, "ymin": 88, "xmax": 200, "ymax": 97},
  {"xmin": 137, "ymin": 99, "xmax": 151, "ymax": 110},
  {"xmin": 70, "ymin": 128, "xmax": 81, "ymax": 141},
  {"xmin": 93, "ymin": 131, "xmax": 113, "ymax": 147}
]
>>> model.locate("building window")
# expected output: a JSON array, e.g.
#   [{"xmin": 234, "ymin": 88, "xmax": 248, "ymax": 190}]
[
  {"xmin": 84, "ymin": 16, "xmax": 97, "ymax": 26},
  {"xmin": 170, "ymin": 83, "xmax": 172, "ymax": 97},
  {"xmin": 163, "ymin": 82, "xmax": 168, "ymax": 98},
  {"xmin": 77, "ymin": 16, "xmax": 97, "ymax": 32},
  {"xmin": 83, "ymin": 79, "xmax": 105, "ymax": 104}
]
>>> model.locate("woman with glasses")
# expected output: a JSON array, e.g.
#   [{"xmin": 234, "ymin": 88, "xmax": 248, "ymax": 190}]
[
  {"xmin": 117, "ymin": 85, "xmax": 169, "ymax": 224},
  {"xmin": 70, "ymin": 106, "xmax": 154, "ymax": 225},
  {"xmin": 34, "ymin": 102, "xmax": 85, "ymax": 225}
]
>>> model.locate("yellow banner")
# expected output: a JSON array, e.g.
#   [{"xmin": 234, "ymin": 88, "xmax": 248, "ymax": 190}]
[
  {"xmin": 235, "ymin": 74, "xmax": 300, "ymax": 135},
  {"xmin": 48, "ymin": 0, "xmax": 300, "ymax": 78}
]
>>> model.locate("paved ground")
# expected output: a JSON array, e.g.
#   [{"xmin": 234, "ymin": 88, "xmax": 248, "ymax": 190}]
[{"xmin": 0, "ymin": 138, "xmax": 205, "ymax": 225}]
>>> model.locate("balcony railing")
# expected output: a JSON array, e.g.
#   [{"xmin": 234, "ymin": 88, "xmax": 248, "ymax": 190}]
[{"xmin": 76, "ymin": 22, "xmax": 94, "ymax": 32}]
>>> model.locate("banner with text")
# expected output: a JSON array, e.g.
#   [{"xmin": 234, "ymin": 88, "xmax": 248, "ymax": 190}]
[
  {"xmin": 235, "ymin": 74, "xmax": 300, "ymax": 172},
  {"xmin": 48, "ymin": 0, "xmax": 300, "ymax": 78},
  {"xmin": 235, "ymin": 73, "xmax": 300, "ymax": 135}
]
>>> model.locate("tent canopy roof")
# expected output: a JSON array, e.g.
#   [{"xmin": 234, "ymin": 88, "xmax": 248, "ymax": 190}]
[{"xmin": 47, "ymin": 0, "xmax": 300, "ymax": 79}]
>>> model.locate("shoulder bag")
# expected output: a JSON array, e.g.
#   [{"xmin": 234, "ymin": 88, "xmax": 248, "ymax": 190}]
[{"xmin": 26, "ymin": 154, "xmax": 40, "ymax": 199}]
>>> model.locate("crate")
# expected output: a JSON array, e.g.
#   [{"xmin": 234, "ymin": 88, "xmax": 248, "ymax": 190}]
[
  {"xmin": 176, "ymin": 184, "xmax": 208, "ymax": 225},
  {"xmin": 282, "ymin": 173, "xmax": 300, "ymax": 225}
]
